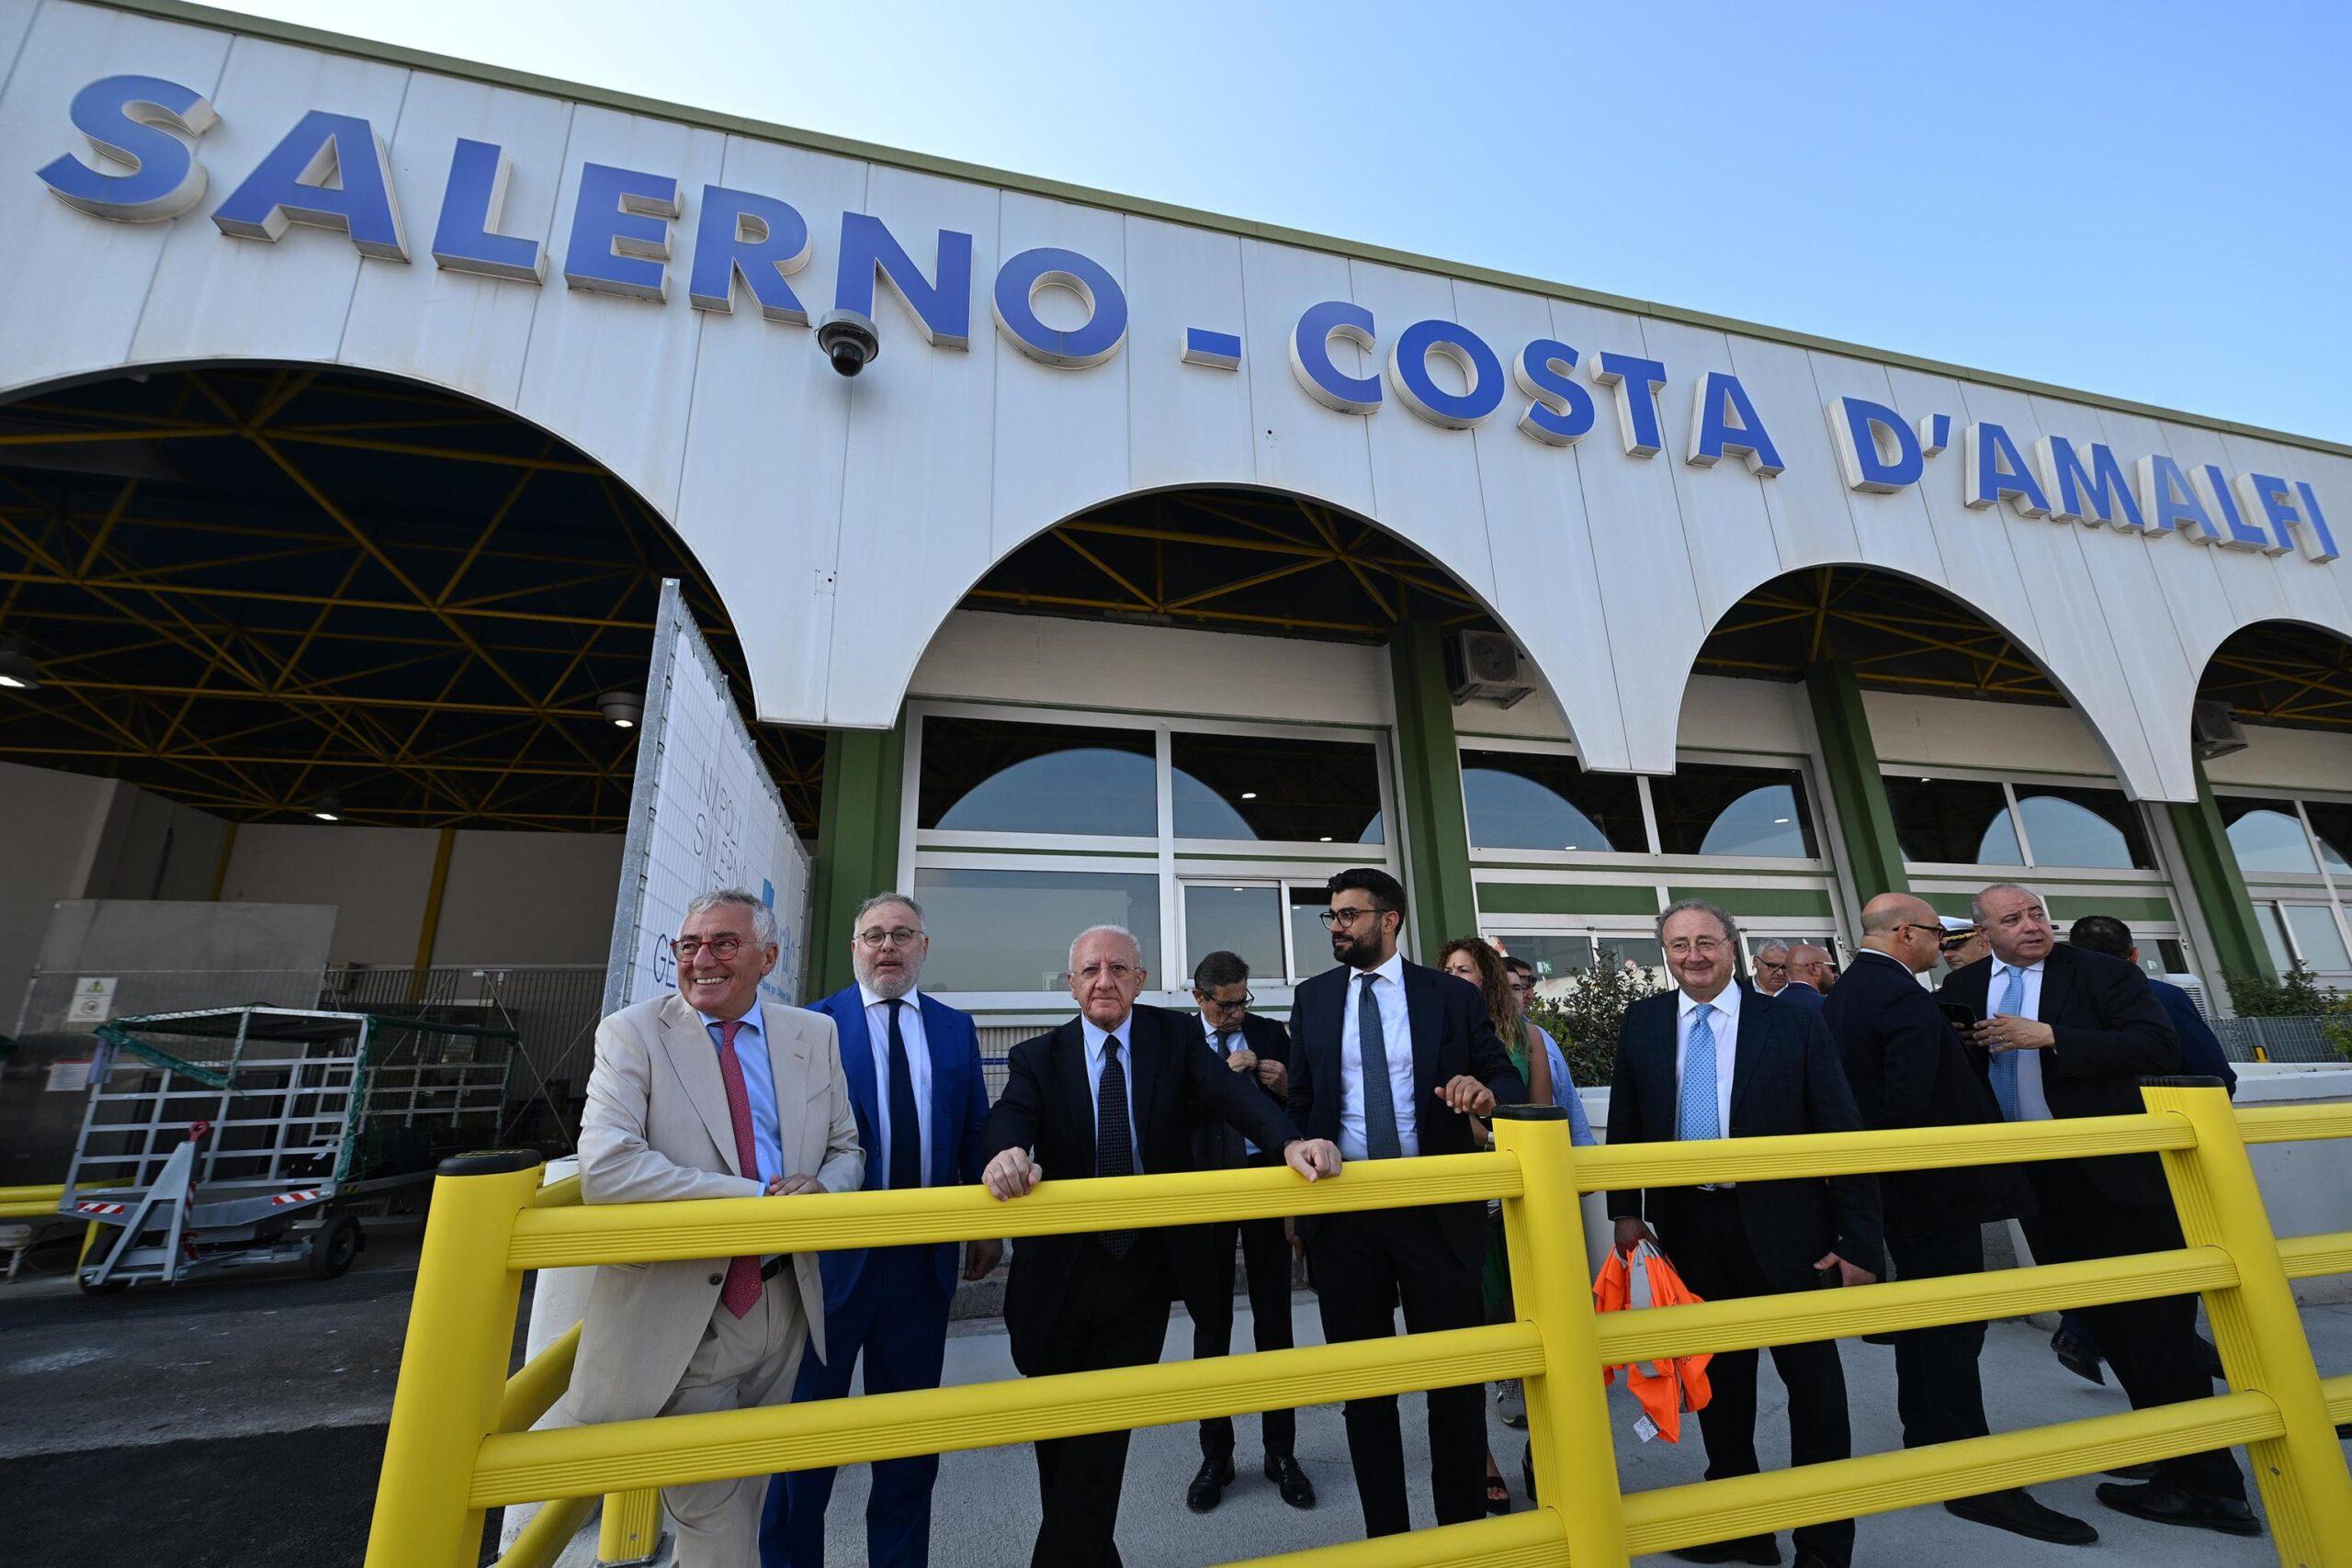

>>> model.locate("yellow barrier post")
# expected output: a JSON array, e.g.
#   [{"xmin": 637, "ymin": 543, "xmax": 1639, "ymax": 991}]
[
  {"xmin": 597, "ymin": 1488, "xmax": 662, "ymax": 1563},
  {"xmin": 368, "ymin": 1151, "xmax": 544, "ymax": 1568},
  {"xmin": 2141, "ymin": 1077, "xmax": 2352, "ymax": 1565},
  {"xmin": 1495, "ymin": 1105, "xmax": 1624, "ymax": 1565}
]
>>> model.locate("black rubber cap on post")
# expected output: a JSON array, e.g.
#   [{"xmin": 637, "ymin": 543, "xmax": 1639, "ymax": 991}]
[
  {"xmin": 437, "ymin": 1149, "xmax": 541, "ymax": 1177},
  {"xmin": 2140, "ymin": 1076, "xmax": 2229, "ymax": 1089},
  {"xmin": 1491, "ymin": 1104, "xmax": 1568, "ymax": 1121}
]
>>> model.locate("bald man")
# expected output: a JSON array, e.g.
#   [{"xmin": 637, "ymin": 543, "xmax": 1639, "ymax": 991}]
[
  {"xmin": 1824, "ymin": 894, "xmax": 2089, "ymax": 1545},
  {"xmin": 1777, "ymin": 945, "xmax": 1832, "ymax": 1012}
]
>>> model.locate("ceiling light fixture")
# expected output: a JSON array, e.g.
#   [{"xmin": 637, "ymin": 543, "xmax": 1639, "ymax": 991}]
[
  {"xmin": 0, "ymin": 636, "xmax": 40, "ymax": 691},
  {"xmin": 311, "ymin": 792, "xmax": 344, "ymax": 823},
  {"xmin": 597, "ymin": 691, "xmax": 644, "ymax": 729}
]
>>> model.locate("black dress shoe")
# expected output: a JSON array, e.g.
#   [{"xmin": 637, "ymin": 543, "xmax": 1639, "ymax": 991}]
[
  {"xmin": 1668, "ymin": 1540, "xmax": 1781, "ymax": 1565},
  {"xmin": 1945, "ymin": 1487, "xmax": 2098, "ymax": 1545},
  {"xmin": 2094, "ymin": 1481, "xmax": 2261, "ymax": 1537},
  {"xmin": 2051, "ymin": 1325, "xmax": 2106, "ymax": 1385},
  {"xmin": 1185, "ymin": 1455, "xmax": 1234, "ymax": 1514},
  {"xmin": 1264, "ymin": 1454, "xmax": 1315, "ymax": 1509},
  {"xmin": 2196, "ymin": 1333, "xmax": 2226, "ymax": 1382}
]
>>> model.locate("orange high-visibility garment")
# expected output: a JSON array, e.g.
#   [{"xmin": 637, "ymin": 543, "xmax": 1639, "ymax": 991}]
[{"xmin": 1594, "ymin": 1239, "xmax": 1713, "ymax": 1442}]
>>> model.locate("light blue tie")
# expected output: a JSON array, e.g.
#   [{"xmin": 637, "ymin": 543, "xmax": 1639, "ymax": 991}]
[
  {"xmin": 1989, "ymin": 965, "xmax": 2025, "ymax": 1120},
  {"xmin": 1677, "ymin": 1003, "xmax": 1720, "ymax": 1141}
]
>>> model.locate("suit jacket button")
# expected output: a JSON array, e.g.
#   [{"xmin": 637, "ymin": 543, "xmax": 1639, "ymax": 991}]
[{"xmin": 707, "ymin": 1272, "xmax": 722, "ymax": 1286}]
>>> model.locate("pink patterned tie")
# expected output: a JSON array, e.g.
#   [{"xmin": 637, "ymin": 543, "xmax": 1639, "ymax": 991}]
[{"xmin": 715, "ymin": 1019, "xmax": 764, "ymax": 1318}]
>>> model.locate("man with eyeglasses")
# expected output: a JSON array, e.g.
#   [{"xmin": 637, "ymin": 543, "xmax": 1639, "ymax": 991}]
[
  {"xmin": 980, "ymin": 925, "xmax": 1341, "ymax": 1567},
  {"xmin": 1824, "ymin": 895, "xmax": 2084, "ymax": 1545},
  {"xmin": 572, "ymin": 888, "xmax": 863, "ymax": 1568},
  {"xmin": 1751, "ymin": 941, "xmax": 1792, "ymax": 997},
  {"xmin": 1941, "ymin": 884, "xmax": 2255, "ymax": 1538},
  {"xmin": 761, "ymin": 893, "xmax": 994, "ymax": 1568},
  {"xmin": 1285, "ymin": 867, "xmax": 1525, "ymax": 1540},
  {"xmin": 1168, "ymin": 949, "xmax": 1315, "ymax": 1514},
  {"xmin": 1607, "ymin": 898, "xmax": 1879, "ymax": 1568}
]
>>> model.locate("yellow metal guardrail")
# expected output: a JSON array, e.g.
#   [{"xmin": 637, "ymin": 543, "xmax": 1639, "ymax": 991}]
[
  {"xmin": 368, "ymin": 1082, "xmax": 2352, "ymax": 1568},
  {"xmin": 0, "ymin": 1182, "xmax": 66, "ymax": 1221}
]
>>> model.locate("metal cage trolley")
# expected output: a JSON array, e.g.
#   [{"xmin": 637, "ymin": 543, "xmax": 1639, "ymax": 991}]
[{"xmin": 57, "ymin": 1006, "xmax": 516, "ymax": 1291}]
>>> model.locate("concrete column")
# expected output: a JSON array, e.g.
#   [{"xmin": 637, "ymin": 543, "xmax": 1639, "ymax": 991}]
[
  {"xmin": 1386, "ymin": 622, "xmax": 1479, "ymax": 961},
  {"xmin": 1804, "ymin": 660, "xmax": 1909, "ymax": 904},
  {"xmin": 809, "ymin": 711, "xmax": 906, "ymax": 998}
]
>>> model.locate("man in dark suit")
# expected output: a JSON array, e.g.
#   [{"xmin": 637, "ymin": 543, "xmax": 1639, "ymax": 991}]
[
  {"xmin": 2053, "ymin": 913, "xmax": 2236, "ymax": 1388},
  {"xmin": 1826, "ymin": 894, "xmax": 2090, "ymax": 1546},
  {"xmin": 761, "ymin": 894, "xmax": 995, "ymax": 1568},
  {"xmin": 1941, "ymin": 884, "xmax": 2254, "ymax": 1537},
  {"xmin": 1609, "ymin": 897, "xmax": 1881, "ymax": 1568},
  {"xmin": 1169, "ymin": 950, "xmax": 1315, "ymax": 1513},
  {"xmin": 1776, "ymin": 944, "xmax": 1832, "ymax": 1012},
  {"xmin": 1286, "ymin": 866, "xmax": 1525, "ymax": 1539},
  {"xmin": 979, "ymin": 925, "xmax": 1340, "ymax": 1568}
]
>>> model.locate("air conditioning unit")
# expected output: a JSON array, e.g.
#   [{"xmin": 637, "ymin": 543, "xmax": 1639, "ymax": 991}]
[
  {"xmin": 2191, "ymin": 698, "xmax": 2247, "ymax": 761},
  {"xmin": 1451, "ymin": 630, "xmax": 1536, "ymax": 708},
  {"xmin": 2164, "ymin": 973, "xmax": 2212, "ymax": 1021}
]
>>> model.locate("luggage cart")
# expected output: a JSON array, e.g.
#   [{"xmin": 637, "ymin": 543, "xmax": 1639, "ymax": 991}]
[{"xmin": 58, "ymin": 1006, "xmax": 516, "ymax": 1291}]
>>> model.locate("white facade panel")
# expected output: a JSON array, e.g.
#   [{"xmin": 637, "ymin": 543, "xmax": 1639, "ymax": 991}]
[
  {"xmin": 1864, "ymin": 689, "xmax": 2116, "ymax": 777},
  {"xmin": 6, "ymin": 0, "xmax": 2350, "ymax": 807}
]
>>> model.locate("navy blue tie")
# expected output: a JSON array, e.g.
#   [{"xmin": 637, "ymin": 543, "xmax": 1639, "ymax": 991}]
[{"xmin": 885, "ymin": 998, "xmax": 922, "ymax": 1191}]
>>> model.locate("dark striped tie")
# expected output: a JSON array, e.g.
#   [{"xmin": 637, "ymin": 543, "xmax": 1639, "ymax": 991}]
[{"xmin": 1097, "ymin": 1037, "xmax": 1136, "ymax": 1257}]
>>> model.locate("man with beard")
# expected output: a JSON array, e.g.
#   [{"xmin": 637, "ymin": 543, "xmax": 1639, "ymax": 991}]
[
  {"xmin": 1285, "ymin": 867, "xmax": 1525, "ymax": 1539},
  {"xmin": 762, "ymin": 893, "xmax": 996, "ymax": 1568},
  {"xmin": 1942, "ymin": 884, "xmax": 2255, "ymax": 1538},
  {"xmin": 980, "ymin": 925, "xmax": 1341, "ymax": 1568}
]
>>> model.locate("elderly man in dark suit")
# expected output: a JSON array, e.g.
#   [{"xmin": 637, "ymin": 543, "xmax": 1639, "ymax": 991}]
[
  {"xmin": 1826, "ymin": 893, "xmax": 2090, "ymax": 1546},
  {"xmin": 1286, "ymin": 866, "xmax": 1525, "ymax": 1540},
  {"xmin": 1609, "ymin": 897, "xmax": 1881, "ymax": 1568},
  {"xmin": 1170, "ymin": 949, "xmax": 1315, "ymax": 1513},
  {"xmin": 1941, "ymin": 883, "xmax": 2254, "ymax": 1538},
  {"xmin": 979, "ymin": 924, "xmax": 1340, "ymax": 1568}
]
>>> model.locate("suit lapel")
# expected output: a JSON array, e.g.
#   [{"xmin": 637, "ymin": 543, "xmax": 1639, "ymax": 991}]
[
  {"xmin": 1127, "ymin": 1009, "xmax": 1163, "ymax": 1166},
  {"xmin": 1403, "ymin": 962, "xmax": 1440, "ymax": 1091},
  {"xmin": 837, "ymin": 991, "xmax": 879, "ymax": 1133},
  {"xmin": 2035, "ymin": 945, "xmax": 2075, "ymax": 1025},
  {"xmin": 661, "ymin": 994, "xmax": 745, "ymax": 1179},
  {"xmin": 1055, "ymin": 1022, "xmax": 1097, "ymax": 1179},
  {"xmin": 1727, "ymin": 998, "xmax": 1760, "ymax": 1129}
]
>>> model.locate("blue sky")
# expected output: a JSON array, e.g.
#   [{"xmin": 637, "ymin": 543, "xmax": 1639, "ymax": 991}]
[{"xmin": 226, "ymin": 0, "xmax": 2352, "ymax": 440}]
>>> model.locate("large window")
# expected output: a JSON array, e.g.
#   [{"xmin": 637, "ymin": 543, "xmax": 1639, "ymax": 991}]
[
  {"xmin": 1460, "ymin": 750, "xmax": 1822, "ymax": 862},
  {"xmin": 1649, "ymin": 763, "xmax": 1817, "ymax": 859},
  {"xmin": 1171, "ymin": 733, "xmax": 1384, "ymax": 843},
  {"xmin": 2216, "ymin": 792, "xmax": 2352, "ymax": 977},
  {"xmin": 2220, "ymin": 796, "xmax": 2320, "ymax": 874},
  {"xmin": 918, "ymin": 717, "xmax": 1155, "ymax": 836},
  {"xmin": 909, "ymin": 707, "xmax": 1397, "ymax": 1001},
  {"xmin": 911, "ymin": 867, "xmax": 1161, "ymax": 991},
  {"xmin": 1883, "ymin": 773, "xmax": 2153, "ymax": 870},
  {"xmin": 1461, "ymin": 750, "xmax": 1645, "ymax": 852}
]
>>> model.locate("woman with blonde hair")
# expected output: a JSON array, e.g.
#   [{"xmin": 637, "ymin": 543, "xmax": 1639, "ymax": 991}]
[{"xmin": 1436, "ymin": 934, "xmax": 1551, "ymax": 1512}]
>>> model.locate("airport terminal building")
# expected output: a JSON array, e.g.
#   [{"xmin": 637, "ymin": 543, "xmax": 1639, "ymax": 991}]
[{"xmin": 5, "ymin": 0, "xmax": 2352, "ymax": 1096}]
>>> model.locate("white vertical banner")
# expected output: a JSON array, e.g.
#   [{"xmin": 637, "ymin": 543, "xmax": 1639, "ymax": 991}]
[{"xmin": 603, "ymin": 581, "xmax": 813, "ymax": 1017}]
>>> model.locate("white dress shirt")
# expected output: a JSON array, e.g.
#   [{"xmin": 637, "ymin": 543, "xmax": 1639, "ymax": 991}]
[
  {"xmin": 1339, "ymin": 951, "xmax": 1418, "ymax": 1160},
  {"xmin": 859, "ymin": 983, "xmax": 933, "ymax": 1188},
  {"xmin": 1989, "ymin": 956, "xmax": 2054, "ymax": 1120},
  {"xmin": 1673, "ymin": 981, "xmax": 1741, "ymax": 1136},
  {"xmin": 1081, "ymin": 1012, "xmax": 1144, "ymax": 1172}
]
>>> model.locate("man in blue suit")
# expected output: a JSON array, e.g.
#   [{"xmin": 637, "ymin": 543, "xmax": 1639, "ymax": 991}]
[
  {"xmin": 761, "ymin": 893, "xmax": 996, "ymax": 1568},
  {"xmin": 1771, "ymin": 943, "xmax": 1831, "ymax": 1013}
]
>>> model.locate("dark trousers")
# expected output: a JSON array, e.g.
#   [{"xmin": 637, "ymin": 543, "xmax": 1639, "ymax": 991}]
[
  {"xmin": 1885, "ymin": 1224, "xmax": 1991, "ymax": 1450},
  {"xmin": 1306, "ymin": 1207, "xmax": 1485, "ymax": 1537},
  {"xmin": 1662, "ymin": 1190, "xmax": 1855, "ymax": 1568},
  {"xmin": 1173, "ymin": 1201, "xmax": 1297, "ymax": 1461},
  {"xmin": 1025, "ymin": 1237, "xmax": 1174, "ymax": 1568},
  {"xmin": 2021, "ymin": 1165, "xmax": 2245, "ymax": 1501},
  {"xmin": 761, "ymin": 1247, "xmax": 950, "ymax": 1568}
]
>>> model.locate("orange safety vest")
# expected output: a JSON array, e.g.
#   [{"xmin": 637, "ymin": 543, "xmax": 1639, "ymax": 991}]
[{"xmin": 1594, "ymin": 1239, "xmax": 1713, "ymax": 1443}]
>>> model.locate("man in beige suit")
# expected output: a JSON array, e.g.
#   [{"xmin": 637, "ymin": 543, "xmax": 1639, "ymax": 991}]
[{"xmin": 574, "ymin": 887, "xmax": 863, "ymax": 1566}]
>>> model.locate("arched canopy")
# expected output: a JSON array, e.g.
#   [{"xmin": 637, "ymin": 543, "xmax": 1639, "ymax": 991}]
[{"xmin": 0, "ymin": 363, "xmax": 817, "ymax": 829}]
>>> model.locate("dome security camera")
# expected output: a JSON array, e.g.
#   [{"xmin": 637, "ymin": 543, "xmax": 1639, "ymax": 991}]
[{"xmin": 815, "ymin": 309, "xmax": 880, "ymax": 377}]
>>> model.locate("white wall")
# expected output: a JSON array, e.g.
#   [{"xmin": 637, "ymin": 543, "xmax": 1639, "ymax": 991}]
[
  {"xmin": 216, "ymin": 823, "xmax": 435, "ymax": 967},
  {"xmin": 910, "ymin": 609, "xmax": 1394, "ymax": 728},
  {"xmin": 434, "ymin": 830, "xmax": 624, "ymax": 966},
  {"xmin": 0, "ymin": 761, "xmax": 116, "ymax": 1019},
  {"xmin": 2204, "ymin": 724, "xmax": 2352, "ymax": 795},
  {"xmin": 1865, "ymin": 689, "xmax": 2116, "ymax": 776}
]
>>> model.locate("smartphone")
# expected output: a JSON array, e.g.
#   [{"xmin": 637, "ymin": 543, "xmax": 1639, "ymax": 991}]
[{"xmin": 1939, "ymin": 1002, "xmax": 1979, "ymax": 1033}]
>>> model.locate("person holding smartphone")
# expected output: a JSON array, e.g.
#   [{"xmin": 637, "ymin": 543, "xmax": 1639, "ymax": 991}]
[{"xmin": 1824, "ymin": 895, "xmax": 2088, "ymax": 1545}]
